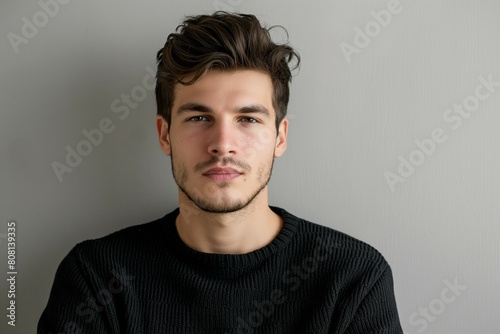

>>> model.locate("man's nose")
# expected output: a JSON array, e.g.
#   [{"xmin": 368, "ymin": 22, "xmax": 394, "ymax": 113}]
[{"xmin": 207, "ymin": 119, "xmax": 238, "ymax": 156}]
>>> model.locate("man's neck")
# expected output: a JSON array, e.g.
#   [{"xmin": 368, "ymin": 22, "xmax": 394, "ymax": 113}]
[{"xmin": 175, "ymin": 190, "xmax": 283, "ymax": 254}]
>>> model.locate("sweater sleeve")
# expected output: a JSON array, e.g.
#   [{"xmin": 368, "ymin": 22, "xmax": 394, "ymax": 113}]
[
  {"xmin": 343, "ymin": 265, "xmax": 403, "ymax": 334},
  {"xmin": 38, "ymin": 244, "xmax": 116, "ymax": 334}
]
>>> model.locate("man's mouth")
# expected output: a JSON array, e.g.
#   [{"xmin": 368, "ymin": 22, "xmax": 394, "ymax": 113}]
[{"xmin": 202, "ymin": 167, "xmax": 243, "ymax": 181}]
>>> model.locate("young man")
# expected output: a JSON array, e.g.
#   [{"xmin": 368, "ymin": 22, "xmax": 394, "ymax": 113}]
[{"xmin": 39, "ymin": 12, "xmax": 403, "ymax": 333}]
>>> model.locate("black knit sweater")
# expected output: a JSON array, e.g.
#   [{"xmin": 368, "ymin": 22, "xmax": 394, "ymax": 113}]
[{"xmin": 38, "ymin": 207, "xmax": 403, "ymax": 333}]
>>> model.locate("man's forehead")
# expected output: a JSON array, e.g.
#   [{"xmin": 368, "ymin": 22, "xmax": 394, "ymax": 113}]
[{"xmin": 172, "ymin": 69, "xmax": 275, "ymax": 112}]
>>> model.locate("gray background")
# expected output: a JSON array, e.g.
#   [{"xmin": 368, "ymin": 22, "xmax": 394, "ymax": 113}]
[{"xmin": 1, "ymin": 0, "xmax": 499, "ymax": 333}]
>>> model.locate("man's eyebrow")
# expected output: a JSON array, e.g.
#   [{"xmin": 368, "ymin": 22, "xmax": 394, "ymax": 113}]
[
  {"xmin": 238, "ymin": 105, "xmax": 270, "ymax": 117},
  {"xmin": 176, "ymin": 103, "xmax": 213, "ymax": 115},
  {"xmin": 176, "ymin": 103, "xmax": 270, "ymax": 117}
]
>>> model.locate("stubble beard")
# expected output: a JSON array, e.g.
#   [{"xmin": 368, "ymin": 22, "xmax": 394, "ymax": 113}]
[{"xmin": 170, "ymin": 151, "xmax": 275, "ymax": 214}]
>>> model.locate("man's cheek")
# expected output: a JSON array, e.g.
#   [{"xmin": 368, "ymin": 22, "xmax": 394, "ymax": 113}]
[{"xmin": 241, "ymin": 130, "xmax": 275, "ymax": 156}]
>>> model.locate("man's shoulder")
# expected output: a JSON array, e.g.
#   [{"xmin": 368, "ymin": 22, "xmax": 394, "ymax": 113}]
[
  {"xmin": 279, "ymin": 207, "xmax": 389, "ymax": 268},
  {"xmin": 70, "ymin": 209, "xmax": 178, "ymax": 261},
  {"xmin": 91, "ymin": 213, "xmax": 171, "ymax": 242}
]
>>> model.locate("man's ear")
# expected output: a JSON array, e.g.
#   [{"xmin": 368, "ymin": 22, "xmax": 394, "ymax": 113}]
[
  {"xmin": 156, "ymin": 115, "xmax": 171, "ymax": 156},
  {"xmin": 274, "ymin": 118, "xmax": 288, "ymax": 158}
]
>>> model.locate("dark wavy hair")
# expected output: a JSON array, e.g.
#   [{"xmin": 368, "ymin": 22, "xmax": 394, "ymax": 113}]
[{"xmin": 155, "ymin": 11, "xmax": 300, "ymax": 131}]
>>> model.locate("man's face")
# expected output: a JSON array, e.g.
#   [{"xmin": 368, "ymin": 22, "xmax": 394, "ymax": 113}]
[{"xmin": 156, "ymin": 70, "xmax": 288, "ymax": 213}]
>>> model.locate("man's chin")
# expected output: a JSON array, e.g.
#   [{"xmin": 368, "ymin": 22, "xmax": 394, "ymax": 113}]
[
  {"xmin": 198, "ymin": 203, "xmax": 246, "ymax": 214},
  {"xmin": 178, "ymin": 185, "xmax": 243, "ymax": 213},
  {"xmin": 188, "ymin": 196, "xmax": 249, "ymax": 214},
  {"xmin": 178, "ymin": 182, "xmax": 268, "ymax": 214}
]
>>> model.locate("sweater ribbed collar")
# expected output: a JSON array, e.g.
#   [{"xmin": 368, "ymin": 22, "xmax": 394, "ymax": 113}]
[{"xmin": 162, "ymin": 206, "xmax": 299, "ymax": 277}]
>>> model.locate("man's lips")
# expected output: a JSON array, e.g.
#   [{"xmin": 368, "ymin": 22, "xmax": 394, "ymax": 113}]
[{"xmin": 202, "ymin": 167, "xmax": 242, "ymax": 181}]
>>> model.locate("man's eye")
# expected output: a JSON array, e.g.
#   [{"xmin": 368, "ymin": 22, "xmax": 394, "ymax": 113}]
[
  {"xmin": 240, "ymin": 117, "xmax": 258, "ymax": 123},
  {"xmin": 188, "ymin": 116, "xmax": 208, "ymax": 122}
]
